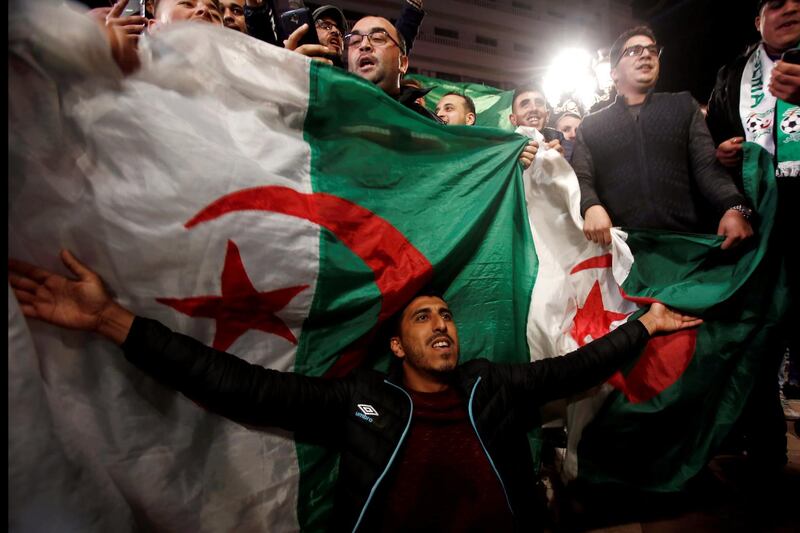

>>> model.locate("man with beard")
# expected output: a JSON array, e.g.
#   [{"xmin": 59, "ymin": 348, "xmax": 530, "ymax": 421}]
[
  {"xmin": 9, "ymin": 250, "xmax": 701, "ymax": 532},
  {"xmin": 573, "ymin": 26, "xmax": 754, "ymax": 247},
  {"xmin": 435, "ymin": 92, "xmax": 477, "ymax": 125},
  {"xmin": 707, "ymin": 0, "xmax": 800, "ymax": 475},
  {"xmin": 509, "ymin": 85, "xmax": 566, "ymax": 160}
]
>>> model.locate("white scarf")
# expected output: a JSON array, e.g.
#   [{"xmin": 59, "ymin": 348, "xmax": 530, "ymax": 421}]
[{"xmin": 740, "ymin": 44, "xmax": 776, "ymax": 155}]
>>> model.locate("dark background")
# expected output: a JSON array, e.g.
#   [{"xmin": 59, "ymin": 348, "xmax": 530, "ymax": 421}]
[
  {"xmin": 633, "ymin": 0, "xmax": 761, "ymax": 102},
  {"xmin": 79, "ymin": 0, "xmax": 761, "ymax": 102}
]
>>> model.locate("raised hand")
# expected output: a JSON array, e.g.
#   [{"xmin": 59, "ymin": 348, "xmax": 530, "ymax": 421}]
[
  {"xmin": 638, "ymin": 302, "xmax": 703, "ymax": 336},
  {"xmin": 105, "ymin": 0, "xmax": 147, "ymax": 47},
  {"xmin": 9, "ymin": 250, "xmax": 134, "ymax": 344},
  {"xmin": 284, "ymin": 24, "xmax": 334, "ymax": 65}
]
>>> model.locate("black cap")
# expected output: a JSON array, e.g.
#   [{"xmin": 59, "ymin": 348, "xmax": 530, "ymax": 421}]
[{"xmin": 312, "ymin": 5, "xmax": 349, "ymax": 34}]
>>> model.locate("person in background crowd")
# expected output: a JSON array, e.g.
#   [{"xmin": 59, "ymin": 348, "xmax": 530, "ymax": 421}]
[
  {"xmin": 220, "ymin": 0, "xmax": 247, "ymax": 33},
  {"xmin": 509, "ymin": 85, "xmax": 566, "ymax": 160},
  {"xmin": 573, "ymin": 25, "xmax": 753, "ymax": 249},
  {"xmin": 400, "ymin": 76, "xmax": 432, "ymax": 109},
  {"xmin": 706, "ymin": 0, "xmax": 800, "ymax": 475},
  {"xmin": 435, "ymin": 92, "xmax": 477, "ymax": 125},
  {"xmin": 554, "ymin": 111, "xmax": 581, "ymax": 142},
  {"xmin": 245, "ymin": 0, "xmax": 425, "ymax": 57}
]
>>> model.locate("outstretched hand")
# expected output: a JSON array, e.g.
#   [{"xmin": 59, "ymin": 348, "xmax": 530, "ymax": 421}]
[
  {"xmin": 9, "ymin": 250, "xmax": 134, "ymax": 344},
  {"xmin": 637, "ymin": 302, "xmax": 703, "ymax": 336}
]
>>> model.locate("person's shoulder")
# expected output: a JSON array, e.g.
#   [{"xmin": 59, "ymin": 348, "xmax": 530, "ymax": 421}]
[{"xmin": 580, "ymin": 102, "xmax": 615, "ymax": 129}]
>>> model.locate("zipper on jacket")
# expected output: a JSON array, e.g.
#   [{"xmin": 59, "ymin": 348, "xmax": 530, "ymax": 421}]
[
  {"xmin": 351, "ymin": 380, "xmax": 414, "ymax": 533},
  {"xmin": 467, "ymin": 377, "xmax": 514, "ymax": 516}
]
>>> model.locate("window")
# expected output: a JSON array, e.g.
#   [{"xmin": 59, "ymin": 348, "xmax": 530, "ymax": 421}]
[
  {"xmin": 512, "ymin": 0, "xmax": 532, "ymax": 9},
  {"xmin": 514, "ymin": 42, "xmax": 534, "ymax": 54},
  {"xmin": 434, "ymin": 27, "xmax": 459, "ymax": 39},
  {"xmin": 476, "ymin": 35, "xmax": 498, "ymax": 47}
]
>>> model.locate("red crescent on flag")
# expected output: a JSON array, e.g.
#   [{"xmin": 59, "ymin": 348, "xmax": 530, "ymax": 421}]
[{"xmin": 185, "ymin": 186, "xmax": 433, "ymax": 376}]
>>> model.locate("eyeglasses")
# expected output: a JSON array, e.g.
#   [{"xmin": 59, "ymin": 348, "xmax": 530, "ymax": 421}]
[
  {"xmin": 616, "ymin": 44, "xmax": 663, "ymax": 65},
  {"xmin": 315, "ymin": 20, "xmax": 341, "ymax": 34},
  {"xmin": 344, "ymin": 29, "xmax": 405, "ymax": 53}
]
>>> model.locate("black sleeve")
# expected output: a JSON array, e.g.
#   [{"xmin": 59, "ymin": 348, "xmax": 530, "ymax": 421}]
[
  {"xmin": 502, "ymin": 320, "xmax": 650, "ymax": 405},
  {"xmin": 572, "ymin": 127, "xmax": 601, "ymax": 216},
  {"xmin": 121, "ymin": 317, "xmax": 351, "ymax": 436},
  {"xmin": 395, "ymin": 0, "xmax": 425, "ymax": 55},
  {"xmin": 244, "ymin": 2, "xmax": 279, "ymax": 46},
  {"xmin": 687, "ymin": 101, "xmax": 747, "ymax": 213}
]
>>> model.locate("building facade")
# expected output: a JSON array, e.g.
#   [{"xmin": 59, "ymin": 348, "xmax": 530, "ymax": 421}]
[{"xmin": 327, "ymin": 0, "xmax": 639, "ymax": 89}]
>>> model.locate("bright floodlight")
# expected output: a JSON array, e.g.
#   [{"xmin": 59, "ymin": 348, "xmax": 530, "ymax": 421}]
[
  {"xmin": 542, "ymin": 48, "xmax": 598, "ymax": 111},
  {"xmin": 594, "ymin": 59, "xmax": 613, "ymax": 92}
]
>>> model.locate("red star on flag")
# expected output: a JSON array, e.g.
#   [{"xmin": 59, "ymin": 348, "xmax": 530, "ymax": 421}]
[
  {"xmin": 157, "ymin": 240, "xmax": 308, "ymax": 351},
  {"xmin": 570, "ymin": 281, "xmax": 630, "ymax": 347}
]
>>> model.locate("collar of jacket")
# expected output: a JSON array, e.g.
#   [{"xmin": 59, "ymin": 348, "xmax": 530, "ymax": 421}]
[{"xmin": 614, "ymin": 86, "xmax": 656, "ymax": 108}]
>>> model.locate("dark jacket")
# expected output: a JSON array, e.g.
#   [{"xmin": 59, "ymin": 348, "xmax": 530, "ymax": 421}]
[
  {"xmin": 122, "ymin": 317, "xmax": 650, "ymax": 532},
  {"xmin": 573, "ymin": 91, "xmax": 746, "ymax": 233},
  {"xmin": 397, "ymin": 85, "xmax": 443, "ymax": 122},
  {"xmin": 706, "ymin": 45, "xmax": 755, "ymax": 146}
]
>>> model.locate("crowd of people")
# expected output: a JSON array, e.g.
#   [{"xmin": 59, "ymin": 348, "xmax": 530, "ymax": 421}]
[{"xmin": 10, "ymin": 0, "xmax": 800, "ymax": 530}]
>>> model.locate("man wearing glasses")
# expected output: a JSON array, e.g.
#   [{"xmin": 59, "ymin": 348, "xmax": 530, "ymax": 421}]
[
  {"xmin": 572, "ymin": 26, "xmax": 753, "ymax": 250},
  {"xmin": 707, "ymin": 0, "xmax": 800, "ymax": 477},
  {"xmin": 342, "ymin": 16, "xmax": 440, "ymax": 120}
]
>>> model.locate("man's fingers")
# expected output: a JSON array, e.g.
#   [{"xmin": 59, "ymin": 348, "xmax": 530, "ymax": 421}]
[
  {"xmin": 8, "ymin": 258, "xmax": 52, "ymax": 283},
  {"xmin": 295, "ymin": 44, "xmax": 333, "ymax": 57},
  {"xmin": 285, "ymin": 23, "xmax": 309, "ymax": 50},
  {"xmin": 719, "ymin": 235, "xmax": 737, "ymax": 250},
  {"xmin": 13, "ymin": 288, "xmax": 38, "ymax": 305},
  {"xmin": 108, "ymin": 0, "xmax": 127, "ymax": 19},
  {"xmin": 19, "ymin": 304, "xmax": 40, "ymax": 319},
  {"xmin": 8, "ymin": 272, "xmax": 39, "ymax": 293},
  {"xmin": 311, "ymin": 57, "xmax": 334, "ymax": 65},
  {"xmin": 60, "ymin": 249, "xmax": 95, "ymax": 280}
]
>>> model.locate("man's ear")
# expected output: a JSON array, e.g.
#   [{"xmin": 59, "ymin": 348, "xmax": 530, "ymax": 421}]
[
  {"xmin": 390, "ymin": 337, "xmax": 405, "ymax": 359},
  {"xmin": 509, "ymin": 114, "xmax": 518, "ymax": 127},
  {"xmin": 399, "ymin": 54, "xmax": 409, "ymax": 75},
  {"xmin": 466, "ymin": 112, "xmax": 476, "ymax": 126},
  {"xmin": 755, "ymin": 15, "xmax": 762, "ymax": 35},
  {"xmin": 610, "ymin": 67, "xmax": 619, "ymax": 84}
]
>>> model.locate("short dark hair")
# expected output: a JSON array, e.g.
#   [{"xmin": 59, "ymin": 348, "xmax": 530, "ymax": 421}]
[
  {"xmin": 511, "ymin": 84, "xmax": 548, "ymax": 112},
  {"xmin": 387, "ymin": 286, "xmax": 447, "ymax": 337},
  {"xmin": 441, "ymin": 92, "xmax": 476, "ymax": 116},
  {"xmin": 609, "ymin": 26, "xmax": 657, "ymax": 66}
]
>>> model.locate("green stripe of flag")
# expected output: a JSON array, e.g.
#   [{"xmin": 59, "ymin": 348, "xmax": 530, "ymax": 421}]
[{"xmin": 293, "ymin": 63, "xmax": 537, "ymax": 531}]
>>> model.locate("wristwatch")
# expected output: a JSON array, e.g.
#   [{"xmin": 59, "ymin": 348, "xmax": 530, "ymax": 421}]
[{"xmin": 728, "ymin": 204, "xmax": 754, "ymax": 221}]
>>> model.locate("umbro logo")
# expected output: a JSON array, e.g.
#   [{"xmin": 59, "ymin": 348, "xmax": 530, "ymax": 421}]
[{"xmin": 357, "ymin": 404, "xmax": 379, "ymax": 417}]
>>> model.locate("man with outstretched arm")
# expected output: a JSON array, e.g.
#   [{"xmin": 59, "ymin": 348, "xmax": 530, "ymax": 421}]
[{"xmin": 9, "ymin": 250, "xmax": 701, "ymax": 532}]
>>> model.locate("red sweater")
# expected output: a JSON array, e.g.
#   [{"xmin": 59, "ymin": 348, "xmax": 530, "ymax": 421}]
[{"xmin": 373, "ymin": 387, "xmax": 514, "ymax": 532}]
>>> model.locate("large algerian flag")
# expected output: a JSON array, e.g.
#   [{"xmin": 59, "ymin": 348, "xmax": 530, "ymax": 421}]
[{"xmin": 9, "ymin": 2, "xmax": 535, "ymax": 531}]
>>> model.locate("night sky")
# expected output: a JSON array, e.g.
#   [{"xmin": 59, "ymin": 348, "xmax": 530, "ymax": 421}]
[{"xmin": 637, "ymin": 0, "xmax": 761, "ymax": 102}]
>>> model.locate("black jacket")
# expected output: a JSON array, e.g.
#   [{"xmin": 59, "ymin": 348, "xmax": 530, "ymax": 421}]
[
  {"xmin": 122, "ymin": 317, "xmax": 650, "ymax": 532},
  {"xmin": 573, "ymin": 91, "xmax": 746, "ymax": 233},
  {"xmin": 706, "ymin": 45, "xmax": 754, "ymax": 146}
]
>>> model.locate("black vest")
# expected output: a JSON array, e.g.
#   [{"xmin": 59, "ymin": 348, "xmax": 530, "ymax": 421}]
[{"xmin": 580, "ymin": 92, "xmax": 715, "ymax": 232}]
